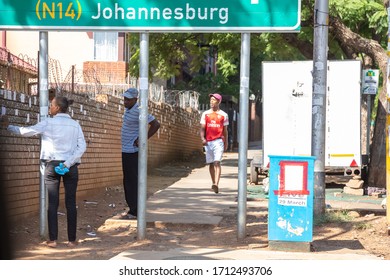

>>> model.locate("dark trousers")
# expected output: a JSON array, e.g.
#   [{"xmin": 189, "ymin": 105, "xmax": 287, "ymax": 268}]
[
  {"xmin": 44, "ymin": 161, "xmax": 78, "ymax": 242},
  {"xmin": 122, "ymin": 152, "xmax": 138, "ymax": 216}
]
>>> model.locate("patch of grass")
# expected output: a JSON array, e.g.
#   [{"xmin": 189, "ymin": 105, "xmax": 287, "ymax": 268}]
[
  {"xmin": 354, "ymin": 222, "xmax": 372, "ymax": 231},
  {"xmin": 314, "ymin": 210, "xmax": 353, "ymax": 226}
]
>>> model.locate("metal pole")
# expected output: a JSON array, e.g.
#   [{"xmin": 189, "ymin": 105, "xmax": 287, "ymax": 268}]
[
  {"xmin": 138, "ymin": 32, "xmax": 149, "ymax": 240},
  {"xmin": 71, "ymin": 65, "xmax": 75, "ymax": 94},
  {"xmin": 367, "ymin": 95, "xmax": 371, "ymax": 157},
  {"xmin": 39, "ymin": 31, "xmax": 49, "ymax": 239},
  {"xmin": 312, "ymin": 0, "xmax": 329, "ymax": 217},
  {"xmin": 237, "ymin": 33, "xmax": 250, "ymax": 240}
]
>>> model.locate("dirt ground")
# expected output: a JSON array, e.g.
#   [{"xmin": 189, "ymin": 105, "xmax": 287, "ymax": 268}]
[{"xmin": 7, "ymin": 157, "xmax": 390, "ymax": 260}]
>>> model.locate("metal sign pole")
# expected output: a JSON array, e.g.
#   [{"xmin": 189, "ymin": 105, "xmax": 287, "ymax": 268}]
[
  {"xmin": 312, "ymin": 0, "xmax": 329, "ymax": 217},
  {"xmin": 237, "ymin": 33, "xmax": 250, "ymax": 240},
  {"xmin": 367, "ymin": 94, "xmax": 371, "ymax": 158},
  {"xmin": 38, "ymin": 31, "xmax": 49, "ymax": 239},
  {"xmin": 138, "ymin": 32, "xmax": 149, "ymax": 240}
]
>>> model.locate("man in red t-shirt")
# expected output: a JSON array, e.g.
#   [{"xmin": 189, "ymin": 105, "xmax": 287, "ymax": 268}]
[{"xmin": 200, "ymin": 93, "xmax": 229, "ymax": 193}]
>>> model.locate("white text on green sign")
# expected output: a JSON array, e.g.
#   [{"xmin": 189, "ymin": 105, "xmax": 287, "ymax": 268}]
[{"xmin": 0, "ymin": 0, "xmax": 301, "ymax": 32}]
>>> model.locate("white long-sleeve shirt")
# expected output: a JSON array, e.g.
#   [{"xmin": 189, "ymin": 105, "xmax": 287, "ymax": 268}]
[{"xmin": 8, "ymin": 113, "xmax": 86, "ymax": 167}]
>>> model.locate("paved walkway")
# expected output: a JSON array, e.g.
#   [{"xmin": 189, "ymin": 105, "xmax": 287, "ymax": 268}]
[
  {"xmin": 145, "ymin": 151, "xmax": 240, "ymax": 226},
  {"xmin": 110, "ymin": 142, "xmax": 384, "ymax": 260}
]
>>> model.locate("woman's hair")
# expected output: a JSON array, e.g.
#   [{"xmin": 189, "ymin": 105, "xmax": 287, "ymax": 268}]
[{"xmin": 55, "ymin": 96, "xmax": 74, "ymax": 113}]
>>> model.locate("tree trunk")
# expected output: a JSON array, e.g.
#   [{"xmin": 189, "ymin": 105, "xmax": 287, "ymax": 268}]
[{"xmin": 329, "ymin": 16, "xmax": 388, "ymax": 188}]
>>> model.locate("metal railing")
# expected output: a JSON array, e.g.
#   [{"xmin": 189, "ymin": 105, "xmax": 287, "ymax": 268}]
[
  {"xmin": 162, "ymin": 90, "xmax": 199, "ymax": 110},
  {"xmin": 0, "ymin": 47, "xmax": 38, "ymax": 74}
]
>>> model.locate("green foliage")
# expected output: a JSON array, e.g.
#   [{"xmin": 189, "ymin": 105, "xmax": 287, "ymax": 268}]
[
  {"xmin": 128, "ymin": 33, "xmax": 210, "ymax": 80},
  {"xmin": 126, "ymin": 1, "xmax": 389, "ymax": 100},
  {"xmin": 314, "ymin": 210, "xmax": 353, "ymax": 226},
  {"xmin": 172, "ymin": 72, "xmax": 239, "ymax": 104},
  {"xmin": 257, "ymin": 33, "xmax": 307, "ymax": 61},
  {"xmin": 354, "ymin": 222, "xmax": 372, "ymax": 230},
  {"xmin": 329, "ymin": 0, "xmax": 387, "ymax": 44}
]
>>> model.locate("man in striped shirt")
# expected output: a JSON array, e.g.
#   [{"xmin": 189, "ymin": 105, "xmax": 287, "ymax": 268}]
[{"xmin": 120, "ymin": 88, "xmax": 160, "ymax": 219}]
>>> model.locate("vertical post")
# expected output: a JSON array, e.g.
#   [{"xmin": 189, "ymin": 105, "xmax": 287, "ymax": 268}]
[
  {"xmin": 138, "ymin": 32, "xmax": 149, "ymax": 240},
  {"xmin": 249, "ymin": 97, "xmax": 256, "ymax": 141},
  {"xmin": 237, "ymin": 33, "xmax": 250, "ymax": 240},
  {"xmin": 312, "ymin": 0, "xmax": 329, "ymax": 217},
  {"xmin": 386, "ymin": 7, "xmax": 390, "ymax": 230},
  {"xmin": 39, "ymin": 31, "xmax": 49, "ymax": 239},
  {"xmin": 6, "ymin": 51, "xmax": 11, "ymax": 89},
  {"xmin": 367, "ymin": 95, "xmax": 371, "ymax": 158},
  {"xmin": 71, "ymin": 65, "xmax": 75, "ymax": 94}
]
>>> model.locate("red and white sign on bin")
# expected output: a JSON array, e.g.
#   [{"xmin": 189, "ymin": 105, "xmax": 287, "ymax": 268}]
[{"xmin": 274, "ymin": 161, "xmax": 310, "ymax": 207}]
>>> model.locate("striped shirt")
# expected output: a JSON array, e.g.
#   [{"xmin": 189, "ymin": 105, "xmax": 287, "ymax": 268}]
[{"xmin": 121, "ymin": 103, "xmax": 155, "ymax": 153}]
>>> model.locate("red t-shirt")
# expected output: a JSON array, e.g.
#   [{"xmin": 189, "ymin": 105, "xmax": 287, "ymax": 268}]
[{"xmin": 200, "ymin": 109, "xmax": 229, "ymax": 141}]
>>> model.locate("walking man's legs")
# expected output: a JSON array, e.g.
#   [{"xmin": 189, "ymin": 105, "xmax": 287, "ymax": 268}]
[{"xmin": 206, "ymin": 139, "xmax": 224, "ymax": 193}]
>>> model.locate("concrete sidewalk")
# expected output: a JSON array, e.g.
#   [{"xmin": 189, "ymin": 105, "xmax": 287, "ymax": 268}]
[
  {"xmin": 110, "ymin": 144, "xmax": 383, "ymax": 260},
  {"xmin": 145, "ymin": 150, "xmax": 240, "ymax": 226}
]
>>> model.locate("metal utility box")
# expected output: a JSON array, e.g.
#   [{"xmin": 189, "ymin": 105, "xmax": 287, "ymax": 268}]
[
  {"xmin": 261, "ymin": 60, "xmax": 362, "ymax": 176},
  {"xmin": 268, "ymin": 155, "xmax": 315, "ymax": 251}
]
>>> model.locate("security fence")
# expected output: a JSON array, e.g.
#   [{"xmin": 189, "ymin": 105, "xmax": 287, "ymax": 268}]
[
  {"xmin": 54, "ymin": 81, "xmax": 200, "ymax": 111},
  {"xmin": 0, "ymin": 49, "xmax": 200, "ymax": 111}
]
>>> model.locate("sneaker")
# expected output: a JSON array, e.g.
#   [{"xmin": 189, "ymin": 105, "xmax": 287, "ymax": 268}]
[
  {"xmin": 120, "ymin": 211, "xmax": 129, "ymax": 217},
  {"xmin": 211, "ymin": 185, "xmax": 219, "ymax": 194},
  {"xmin": 119, "ymin": 213, "xmax": 137, "ymax": 220}
]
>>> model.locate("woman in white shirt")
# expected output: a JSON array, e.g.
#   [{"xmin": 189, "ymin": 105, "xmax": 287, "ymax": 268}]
[{"xmin": 3, "ymin": 96, "xmax": 86, "ymax": 248}]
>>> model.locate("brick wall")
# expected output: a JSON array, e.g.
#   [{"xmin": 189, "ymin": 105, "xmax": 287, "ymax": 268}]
[
  {"xmin": 0, "ymin": 90, "xmax": 203, "ymax": 222},
  {"xmin": 83, "ymin": 61, "xmax": 127, "ymax": 84}
]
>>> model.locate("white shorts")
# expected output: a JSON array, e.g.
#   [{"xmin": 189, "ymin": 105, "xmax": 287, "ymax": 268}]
[{"xmin": 204, "ymin": 138, "xmax": 224, "ymax": 164}]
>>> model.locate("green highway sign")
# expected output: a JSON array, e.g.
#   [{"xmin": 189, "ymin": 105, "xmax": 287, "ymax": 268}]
[{"xmin": 0, "ymin": 0, "xmax": 300, "ymax": 32}]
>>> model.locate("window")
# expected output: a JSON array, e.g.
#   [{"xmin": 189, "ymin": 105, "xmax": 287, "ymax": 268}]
[{"xmin": 93, "ymin": 32, "xmax": 118, "ymax": 61}]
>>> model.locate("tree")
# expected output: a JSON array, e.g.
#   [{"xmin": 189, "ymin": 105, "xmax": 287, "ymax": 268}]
[
  {"xmin": 127, "ymin": 32, "xmax": 304, "ymax": 103},
  {"xmin": 127, "ymin": 33, "xmax": 240, "ymax": 102},
  {"xmin": 282, "ymin": 0, "xmax": 388, "ymax": 188},
  {"xmin": 127, "ymin": 0, "xmax": 389, "ymax": 187}
]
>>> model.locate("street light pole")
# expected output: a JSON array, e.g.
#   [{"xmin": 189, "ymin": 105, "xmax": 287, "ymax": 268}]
[{"xmin": 312, "ymin": 0, "xmax": 329, "ymax": 217}]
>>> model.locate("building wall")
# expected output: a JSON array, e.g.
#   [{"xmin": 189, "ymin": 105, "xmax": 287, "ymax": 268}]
[
  {"xmin": 3, "ymin": 31, "xmax": 95, "ymax": 75},
  {"xmin": 0, "ymin": 90, "xmax": 203, "ymax": 222},
  {"xmin": 83, "ymin": 61, "xmax": 127, "ymax": 84},
  {"xmin": 0, "ymin": 47, "xmax": 38, "ymax": 93}
]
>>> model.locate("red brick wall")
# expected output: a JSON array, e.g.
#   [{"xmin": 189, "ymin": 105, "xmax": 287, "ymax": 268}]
[
  {"xmin": 0, "ymin": 90, "xmax": 203, "ymax": 222},
  {"xmin": 83, "ymin": 61, "xmax": 127, "ymax": 84}
]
